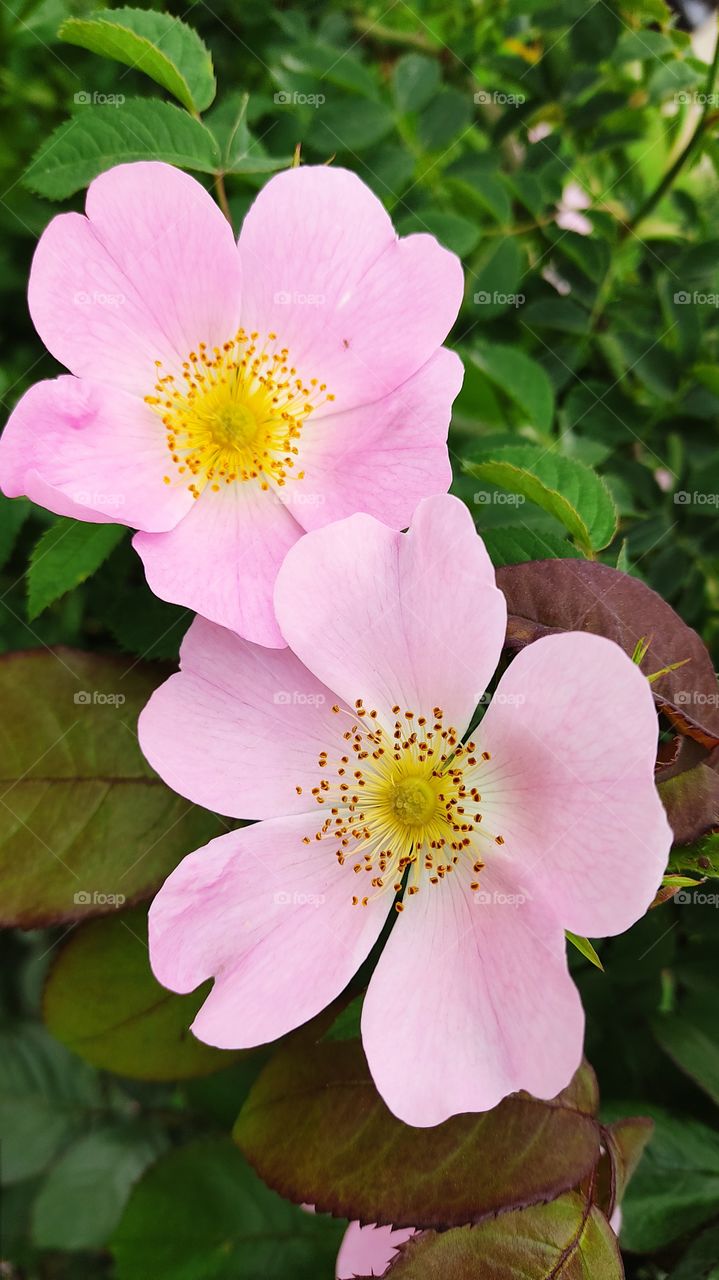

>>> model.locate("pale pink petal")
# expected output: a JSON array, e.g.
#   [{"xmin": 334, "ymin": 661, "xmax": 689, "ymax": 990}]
[
  {"xmin": 275, "ymin": 494, "xmax": 506, "ymax": 733},
  {"xmin": 336, "ymin": 1223, "xmax": 416, "ymax": 1279},
  {"xmin": 139, "ymin": 615, "xmax": 350, "ymax": 820},
  {"xmin": 474, "ymin": 633, "xmax": 672, "ymax": 938},
  {"xmin": 238, "ymin": 166, "xmax": 463, "ymax": 415},
  {"xmin": 0, "ymin": 377, "xmax": 193, "ymax": 530},
  {"xmin": 361, "ymin": 861, "xmax": 584, "ymax": 1126},
  {"xmin": 134, "ymin": 483, "xmax": 303, "ymax": 647},
  {"xmin": 291, "ymin": 349, "xmax": 461, "ymax": 532},
  {"xmin": 149, "ymin": 815, "xmax": 390, "ymax": 1048},
  {"xmin": 29, "ymin": 162, "xmax": 242, "ymax": 396}
]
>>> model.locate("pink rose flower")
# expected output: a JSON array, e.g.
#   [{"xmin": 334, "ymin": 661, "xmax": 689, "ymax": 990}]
[
  {"xmin": 141, "ymin": 494, "xmax": 671, "ymax": 1126},
  {"xmin": 0, "ymin": 162, "xmax": 463, "ymax": 646}
]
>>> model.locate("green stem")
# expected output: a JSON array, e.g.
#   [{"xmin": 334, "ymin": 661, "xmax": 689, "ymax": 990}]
[
  {"xmin": 624, "ymin": 33, "xmax": 719, "ymax": 237},
  {"xmin": 213, "ymin": 171, "xmax": 232, "ymax": 226}
]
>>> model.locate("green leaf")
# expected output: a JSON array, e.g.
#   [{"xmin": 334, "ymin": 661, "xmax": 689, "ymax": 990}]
[
  {"xmin": 44, "ymin": 907, "xmax": 242, "ymax": 1080},
  {"xmin": 59, "ymin": 8, "xmax": 216, "ymax": 114},
  {"xmin": 567, "ymin": 931, "xmax": 604, "ymax": 971},
  {"xmin": 0, "ymin": 1024, "xmax": 103, "ymax": 1184},
  {"xmin": 322, "ymin": 994, "xmax": 363, "ymax": 1042},
  {"xmin": 652, "ymin": 995, "xmax": 719, "ymax": 1107},
  {"xmin": 671, "ymin": 1223, "xmax": 719, "ymax": 1279},
  {"xmin": 0, "ymin": 650, "xmax": 224, "ymax": 928},
  {"xmin": 111, "ymin": 1139, "xmax": 344, "ymax": 1279},
  {"xmin": 24, "ymin": 98, "xmax": 220, "ymax": 200},
  {"xmin": 465, "ymin": 445, "xmax": 618, "ymax": 553},
  {"xmin": 0, "ymin": 496, "xmax": 30, "ymax": 571},
  {"xmin": 371, "ymin": 1194, "xmax": 622, "ymax": 1278},
  {"xmin": 398, "ymin": 209, "xmax": 480, "ymax": 256},
  {"xmin": 393, "ymin": 53, "xmax": 440, "ymax": 113},
  {"xmin": 207, "ymin": 93, "xmax": 291, "ymax": 174},
  {"xmin": 470, "ymin": 344, "xmax": 555, "ymax": 432},
  {"xmin": 480, "ymin": 526, "xmax": 584, "ymax": 567},
  {"xmin": 27, "ymin": 518, "xmax": 125, "ymax": 620},
  {"xmin": 603, "ymin": 1116, "xmax": 654, "ymax": 1207},
  {"xmin": 234, "ymin": 1041, "xmax": 601, "ymax": 1228},
  {"xmin": 618, "ymin": 1106, "xmax": 719, "ymax": 1251},
  {"xmin": 32, "ymin": 1123, "xmax": 167, "ymax": 1250}
]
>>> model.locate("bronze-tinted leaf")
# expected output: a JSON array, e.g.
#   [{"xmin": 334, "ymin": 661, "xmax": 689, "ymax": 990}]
[{"xmin": 234, "ymin": 1038, "xmax": 601, "ymax": 1229}]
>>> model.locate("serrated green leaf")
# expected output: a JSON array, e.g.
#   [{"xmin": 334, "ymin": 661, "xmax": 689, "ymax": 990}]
[
  {"xmin": 465, "ymin": 445, "xmax": 618, "ymax": 552},
  {"xmin": 480, "ymin": 526, "xmax": 584, "ymax": 566},
  {"xmin": 24, "ymin": 98, "xmax": 220, "ymax": 200},
  {"xmin": 27, "ymin": 518, "xmax": 125, "ymax": 620},
  {"xmin": 60, "ymin": 8, "xmax": 216, "ymax": 114}
]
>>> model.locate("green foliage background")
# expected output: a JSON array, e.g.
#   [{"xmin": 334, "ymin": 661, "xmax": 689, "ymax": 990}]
[{"xmin": 1, "ymin": 0, "xmax": 719, "ymax": 1277}]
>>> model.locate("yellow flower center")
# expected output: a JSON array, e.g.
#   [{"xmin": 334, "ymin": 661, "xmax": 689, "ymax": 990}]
[
  {"xmin": 298, "ymin": 701, "xmax": 505, "ymax": 911},
  {"xmin": 390, "ymin": 776, "xmax": 437, "ymax": 826},
  {"xmin": 144, "ymin": 328, "xmax": 334, "ymax": 499}
]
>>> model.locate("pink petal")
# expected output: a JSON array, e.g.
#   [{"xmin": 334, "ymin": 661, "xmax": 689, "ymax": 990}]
[
  {"xmin": 134, "ymin": 483, "xmax": 303, "ymax": 647},
  {"xmin": 0, "ymin": 377, "xmax": 193, "ymax": 530},
  {"xmin": 361, "ymin": 861, "xmax": 584, "ymax": 1126},
  {"xmin": 149, "ymin": 815, "xmax": 390, "ymax": 1048},
  {"xmin": 293, "ymin": 349, "xmax": 462, "ymax": 532},
  {"xmin": 475, "ymin": 632, "xmax": 672, "ymax": 938},
  {"xmin": 238, "ymin": 165, "xmax": 464, "ymax": 415},
  {"xmin": 139, "ymin": 615, "xmax": 350, "ymax": 820},
  {"xmin": 336, "ymin": 1223, "xmax": 416, "ymax": 1279},
  {"xmin": 29, "ymin": 162, "xmax": 242, "ymax": 396},
  {"xmin": 275, "ymin": 494, "xmax": 506, "ymax": 733}
]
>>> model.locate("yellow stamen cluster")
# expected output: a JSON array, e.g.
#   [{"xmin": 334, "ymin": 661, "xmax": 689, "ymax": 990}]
[
  {"xmin": 144, "ymin": 328, "xmax": 334, "ymax": 498},
  {"xmin": 300, "ymin": 701, "xmax": 504, "ymax": 910}
]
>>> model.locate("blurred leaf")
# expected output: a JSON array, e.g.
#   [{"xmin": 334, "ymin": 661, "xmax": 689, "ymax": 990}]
[
  {"xmin": 32, "ymin": 1122, "xmax": 167, "ymax": 1250},
  {"xmin": 466, "ymin": 445, "xmax": 617, "ymax": 552},
  {"xmin": 44, "ymin": 908, "xmax": 242, "ymax": 1080},
  {"xmin": 27, "ymin": 518, "xmax": 125, "ymax": 620},
  {"xmin": 0, "ymin": 650, "xmax": 224, "ymax": 927},
  {"xmin": 59, "ymin": 8, "xmax": 216, "ymax": 114},
  {"xmin": 619, "ymin": 1106, "xmax": 719, "ymax": 1251},
  {"xmin": 652, "ymin": 995, "xmax": 719, "ymax": 1107},
  {"xmin": 235, "ymin": 1040, "xmax": 601, "ymax": 1228},
  {"xmin": 0, "ymin": 496, "xmax": 30, "ymax": 570},
  {"xmin": 393, "ymin": 53, "xmax": 440, "ymax": 113},
  {"xmin": 670, "ymin": 1223, "xmax": 719, "ymax": 1279},
  {"xmin": 398, "ymin": 209, "xmax": 480, "ymax": 255},
  {"xmin": 24, "ymin": 99, "xmax": 220, "ymax": 199},
  {"xmin": 603, "ymin": 1116, "xmax": 654, "ymax": 1209},
  {"xmin": 470, "ymin": 344, "xmax": 555, "ymax": 432},
  {"xmin": 367, "ymin": 1194, "xmax": 622, "ymax": 1278},
  {"xmin": 0, "ymin": 1023, "xmax": 103, "ymax": 1184},
  {"xmin": 111, "ymin": 1138, "xmax": 344, "ymax": 1279}
]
